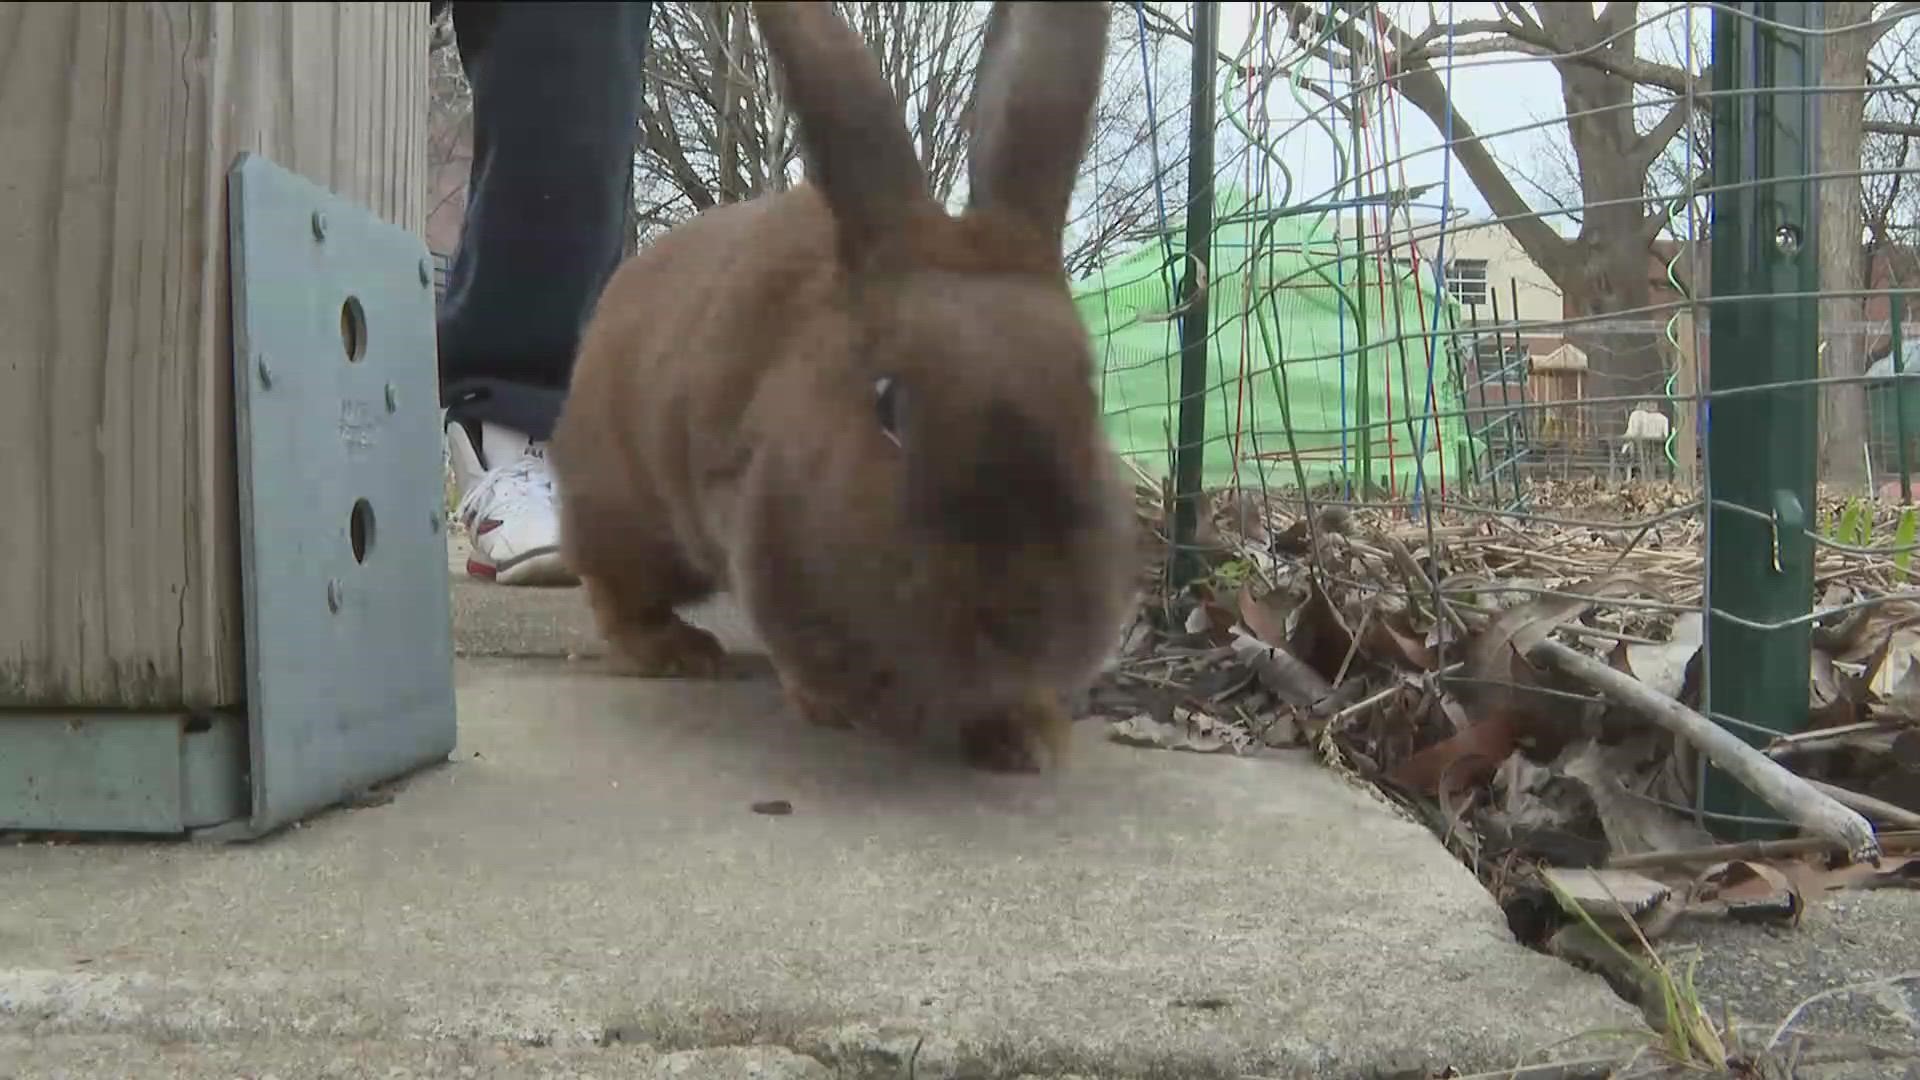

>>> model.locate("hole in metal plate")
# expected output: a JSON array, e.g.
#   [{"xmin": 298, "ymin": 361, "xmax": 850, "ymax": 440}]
[
  {"xmin": 350, "ymin": 498, "xmax": 376, "ymax": 564},
  {"xmin": 341, "ymin": 296, "xmax": 368, "ymax": 362}
]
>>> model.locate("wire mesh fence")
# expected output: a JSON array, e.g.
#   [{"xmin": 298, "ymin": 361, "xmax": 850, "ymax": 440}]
[{"xmin": 1083, "ymin": 1, "xmax": 1920, "ymax": 851}]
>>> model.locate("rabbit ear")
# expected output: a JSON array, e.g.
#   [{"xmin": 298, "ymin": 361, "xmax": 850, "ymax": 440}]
[
  {"xmin": 751, "ymin": 2, "xmax": 932, "ymax": 266},
  {"xmin": 963, "ymin": 2, "xmax": 1112, "ymax": 247}
]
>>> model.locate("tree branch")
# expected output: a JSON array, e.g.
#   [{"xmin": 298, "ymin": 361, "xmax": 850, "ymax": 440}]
[
  {"xmin": 1500, "ymin": 2, "xmax": 1545, "ymax": 37},
  {"xmin": 1135, "ymin": 1, "xmax": 1353, "ymax": 121},
  {"xmin": 1409, "ymin": 16, "xmax": 1525, "ymax": 54},
  {"xmin": 1393, "ymin": 5, "xmax": 1700, "ymax": 94},
  {"xmin": 1293, "ymin": 4, "xmax": 1573, "ymax": 276},
  {"xmin": 1640, "ymin": 167, "xmax": 1709, "ymax": 245},
  {"xmin": 1865, "ymin": 117, "xmax": 1920, "ymax": 138},
  {"xmin": 1631, "ymin": 96, "xmax": 1700, "ymax": 169},
  {"xmin": 1869, "ymin": 1, "xmax": 1920, "ymax": 46}
]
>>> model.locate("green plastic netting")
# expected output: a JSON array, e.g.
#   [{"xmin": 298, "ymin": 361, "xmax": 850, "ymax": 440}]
[{"xmin": 1072, "ymin": 187, "xmax": 1475, "ymax": 498}]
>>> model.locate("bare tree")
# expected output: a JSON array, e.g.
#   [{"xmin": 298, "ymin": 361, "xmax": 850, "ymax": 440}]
[
  {"xmin": 631, "ymin": 1, "xmax": 984, "ymax": 236},
  {"xmin": 425, "ymin": 3, "xmax": 1180, "ymax": 277},
  {"xmin": 1862, "ymin": 12, "xmax": 1920, "ymax": 300},
  {"xmin": 1507, "ymin": 3, "xmax": 1916, "ymax": 484},
  {"xmin": 1061, "ymin": 11, "xmax": 1181, "ymax": 277},
  {"xmin": 1820, "ymin": 2, "xmax": 1882, "ymax": 489},
  {"xmin": 1281, "ymin": 2, "xmax": 1920, "ymax": 449},
  {"xmin": 1514, "ymin": 8, "xmax": 1711, "ymax": 247},
  {"xmin": 631, "ymin": 0, "xmax": 1173, "ymax": 270},
  {"xmin": 426, "ymin": 10, "xmax": 474, "ymax": 259},
  {"xmin": 1276, "ymin": 4, "xmax": 1713, "ymax": 414}
]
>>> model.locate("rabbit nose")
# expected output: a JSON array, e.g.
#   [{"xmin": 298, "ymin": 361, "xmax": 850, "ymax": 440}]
[{"xmin": 873, "ymin": 376, "xmax": 902, "ymax": 447}]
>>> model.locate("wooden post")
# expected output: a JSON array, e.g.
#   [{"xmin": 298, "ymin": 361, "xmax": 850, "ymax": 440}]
[
  {"xmin": 0, "ymin": 3, "xmax": 427, "ymax": 711},
  {"xmin": 1672, "ymin": 310, "xmax": 1700, "ymax": 488}
]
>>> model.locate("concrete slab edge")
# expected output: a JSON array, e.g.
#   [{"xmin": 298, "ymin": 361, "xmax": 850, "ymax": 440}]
[
  {"xmin": 0, "ymin": 1034, "xmax": 836, "ymax": 1080},
  {"xmin": 0, "ymin": 968, "xmax": 1641, "ymax": 1080}
]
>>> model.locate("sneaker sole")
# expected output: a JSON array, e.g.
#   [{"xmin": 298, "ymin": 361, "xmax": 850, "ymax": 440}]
[{"xmin": 469, "ymin": 549, "xmax": 580, "ymax": 588}]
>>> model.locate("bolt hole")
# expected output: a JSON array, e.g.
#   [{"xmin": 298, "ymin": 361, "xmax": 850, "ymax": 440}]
[
  {"xmin": 350, "ymin": 498, "xmax": 376, "ymax": 564},
  {"xmin": 341, "ymin": 296, "xmax": 368, "ymax": 362}
]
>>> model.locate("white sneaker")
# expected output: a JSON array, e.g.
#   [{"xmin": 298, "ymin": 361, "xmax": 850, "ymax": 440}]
[{"xmin": 446, "ymin": 419, "xmax": 580, "ymax": 587}]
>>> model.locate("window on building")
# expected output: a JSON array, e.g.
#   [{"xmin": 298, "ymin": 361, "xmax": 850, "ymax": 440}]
[{"xmin": 1446, "ymin": 258, "xmax": 1489, "ymax": 307}]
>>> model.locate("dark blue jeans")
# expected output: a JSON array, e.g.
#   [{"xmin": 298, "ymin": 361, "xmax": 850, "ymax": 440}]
[{"xmin": 433, "ymin": 1, "xmax": 653, "ymax": 442}]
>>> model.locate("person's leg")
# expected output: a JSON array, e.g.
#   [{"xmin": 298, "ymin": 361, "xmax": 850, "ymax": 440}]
[{"xmin": 437, "ymin": 0, "xmax": 652, "ymax": 586}]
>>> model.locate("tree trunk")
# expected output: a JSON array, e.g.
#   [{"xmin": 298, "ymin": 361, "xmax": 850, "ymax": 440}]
[
  {"xmin": 1547, "ymin": 9, "xmax": 1673, "ymax": 441},
  {"xmin": 622, "ymin": 177, "xmax": 640, "ymax": 259},
  {"xmin": 714, "ymin": 2, "xmax": 751, "ymax": 203},
  {"xmin": 1565, "ymin": 219, "xmax": 1666, "ymax": 441},
  {"xmin": 1818, "ymin": 1, "xmax": 1875, "ymax": 491},
  {"xmin": 1557, "ymin": 156, "xmax": 1667, "ymax": 442}
]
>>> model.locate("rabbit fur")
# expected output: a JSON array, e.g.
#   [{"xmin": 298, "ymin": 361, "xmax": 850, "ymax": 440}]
[{"xmin": 549, "ymin": 0, "xmax": 1137, "ymax": 773}]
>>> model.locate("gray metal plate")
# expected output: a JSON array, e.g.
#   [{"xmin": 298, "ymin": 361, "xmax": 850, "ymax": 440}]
[
  {"xmin": 0, "ymin": 712, "xmax": 247, "ymax": 834},
  {"xmin": 227, "ymin": 153, "xmax": 458, "ymax": 836}
]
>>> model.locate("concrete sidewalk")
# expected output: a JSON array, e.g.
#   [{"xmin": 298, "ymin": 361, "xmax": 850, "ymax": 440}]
[{"xmin": 0, "ymin": 576, "xmax": 1637, "ymax": 1079}]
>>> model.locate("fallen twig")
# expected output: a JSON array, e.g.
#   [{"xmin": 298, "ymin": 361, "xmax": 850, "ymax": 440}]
[
  {"xmin": 1607, "ymin": 830, "xmax": 1920, "ymax": 872},
  {"xmin": 1380, "ymin": 531, "xmax": 1471, "ymax": 640},
  {"xmin": 1763, "ymin": 720, "xmax": 1903, "ymax": 759},
  {"xmin": 1450, "ymin": 597, "xmax": 1666, "ymax": 647},
  {"xmin": 1330, "ymin": 675, "xmax": 1427, "ymax": 724},
  {"xmin": 1804, "ymin": 778, "xmax": 1920, "ymax": 830},
  {"xmin": 1530, "ymin": 639, "xmax": 1883, "ymax": 865},
  {"xmin": 1230, "ymin": 634, "xmax": 1333, "ymax": 706}
]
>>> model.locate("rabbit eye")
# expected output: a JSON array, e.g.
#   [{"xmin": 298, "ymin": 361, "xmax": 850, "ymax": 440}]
[{"xmin": 874, "ymin": 376, "xmax": 902, "ymax": 446}]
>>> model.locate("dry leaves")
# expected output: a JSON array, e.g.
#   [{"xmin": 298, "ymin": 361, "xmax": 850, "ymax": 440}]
[
  {"xmin": 1094, "ymin": 478, "xmax": 1920, "ymax": 956},
  {"xmin": 1107, "ymin": 709, "xmax": 1255, "ymax": 755},
  {"xmin": 1689, "ymin": 859, "xmax": 1803, "ymax": 925},
  {"xmin": 1613, "ymin": 612, "xmax": 1702, "ymax": 701}
]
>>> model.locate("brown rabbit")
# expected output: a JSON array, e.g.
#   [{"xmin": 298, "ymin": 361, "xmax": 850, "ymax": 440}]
[{"xmin": 548, "ymin": 0, "xmax": 1137, "ymax": 773}]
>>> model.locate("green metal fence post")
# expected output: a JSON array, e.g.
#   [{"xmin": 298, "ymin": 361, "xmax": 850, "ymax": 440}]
[
  {"xmin": 1169, "ymin": 0, "xmax": 1218, "ymax": 589},
  {"xmin": 1702, "ymin": 1, "xmax": 1821, "ymax": 836}
]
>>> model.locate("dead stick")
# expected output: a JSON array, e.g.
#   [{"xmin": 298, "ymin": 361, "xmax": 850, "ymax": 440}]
[
  {"xmin": 1450, "ymin": 599, "xmax": 1665, "ymax": 647},
  {"xmin": 1765, "ymin": 719, "xmax": 1900, "ymax": 757},
  {"xmin": 1330, "ymin": 680, "xmax": 1405, "ymax": 723},
  {"xmin": 1229, "ymin": 635, "xmax": 1362, "ymax": 717},
  {"xmin": 1529, "ymin": 639, "xmax": 1883, "ymax": 865},
  {"xmin": 1608, "ymin": 830, "xmax": 1920, "ymax": 871},
  {"xmin": 1805, "ymin": 778, "xmax": 1920, "ymax": 830},
  {"xmin": 1381, "ymin": 532, "xmax": 1471, "ymax": 640}
]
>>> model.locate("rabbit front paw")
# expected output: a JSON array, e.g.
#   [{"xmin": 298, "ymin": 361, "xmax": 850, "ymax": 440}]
[
  {"xmin": 960, "ymin": 692, "xmax": 1072, "ymax": 774},
  {"xmin": 777, "ymin": 672, "xmax": 859, "ymax": 730},
  {"xmin": 605, "ymin": 619, "xmax": 727, "ymax": 679}
]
